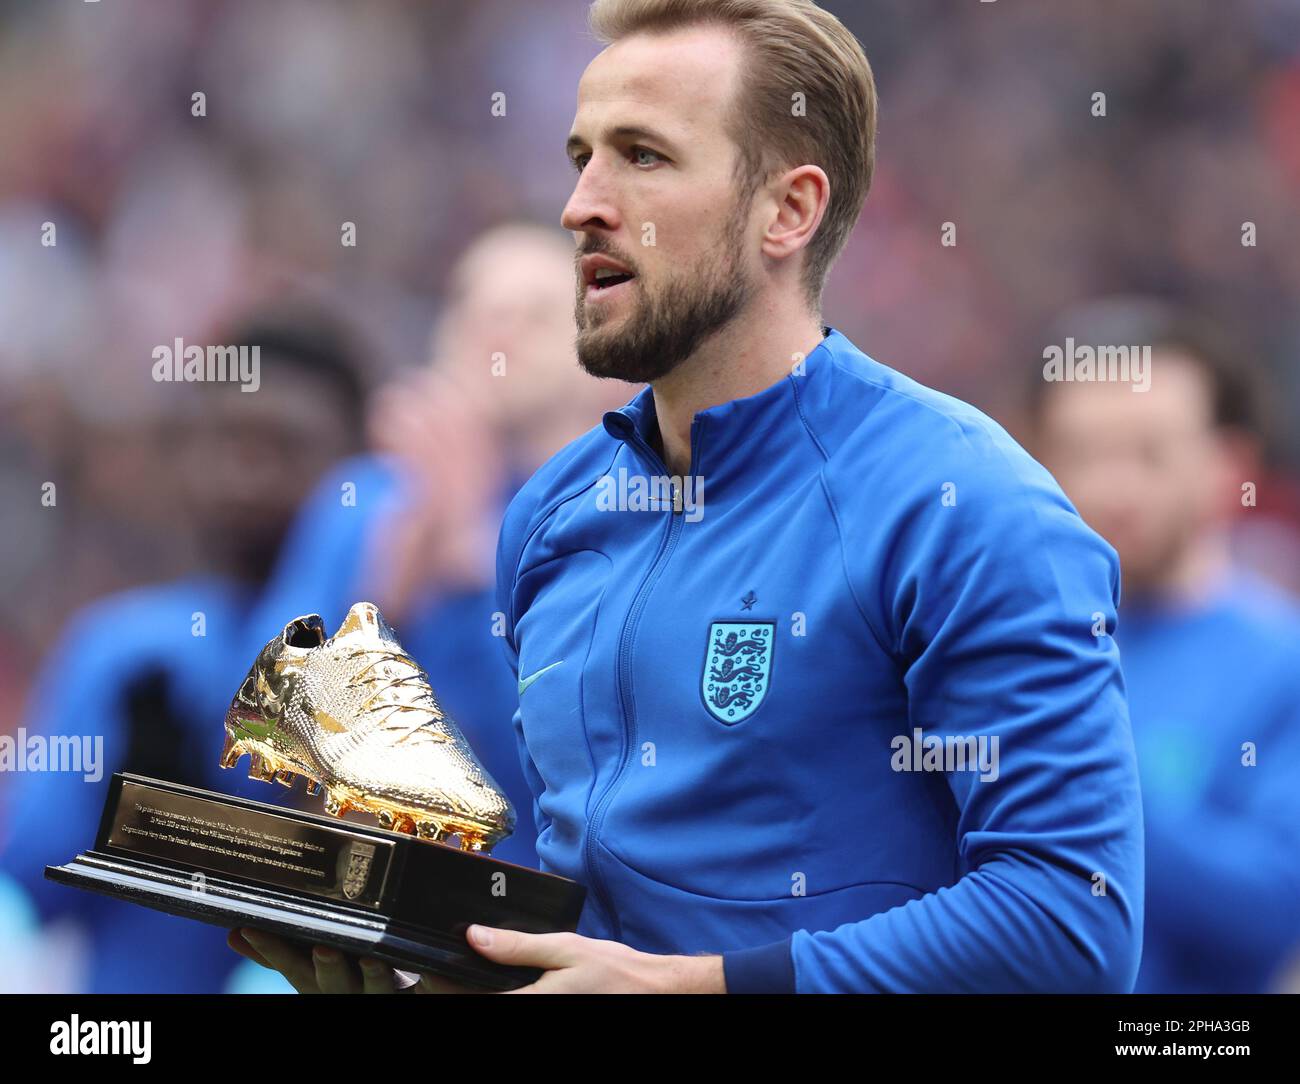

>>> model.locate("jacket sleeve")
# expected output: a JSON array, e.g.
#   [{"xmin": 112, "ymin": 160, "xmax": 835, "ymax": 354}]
[
  {"xmin": 493, "ymin": 489, "xmax": 552, "ymax": 845},
  {"xmin": 748, "ymin": 430, "xmax": 1146, "ymax": 994}
]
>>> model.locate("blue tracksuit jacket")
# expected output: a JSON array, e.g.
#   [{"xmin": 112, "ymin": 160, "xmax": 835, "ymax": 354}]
[
  {"xmin": 1117, "ymin": 568, "xmax": 1300, "ymax": 992},
  {"xmin": 493, "ymin": 326, "xmax": 1144, "ymax": 993}
]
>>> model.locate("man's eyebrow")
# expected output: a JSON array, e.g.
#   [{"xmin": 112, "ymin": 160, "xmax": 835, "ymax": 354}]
[{"xmin": 565, "ymin": 125, "xmax": 678, "ymax": 159}]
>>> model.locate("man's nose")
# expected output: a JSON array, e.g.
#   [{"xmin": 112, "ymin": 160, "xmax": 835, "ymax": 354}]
[{"xmin": 561, "ymin": 156, "xmax": 620, "ymax": 234}]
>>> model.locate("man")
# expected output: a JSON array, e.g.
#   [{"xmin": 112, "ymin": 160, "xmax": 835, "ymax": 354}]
[
  {"xmin": 1026, "ymin": 300, "xmax": 1300, "ymax": 993},
  {"xmin": 238, "ymin": 0, "xmax": 1142, "ymax": 994}
]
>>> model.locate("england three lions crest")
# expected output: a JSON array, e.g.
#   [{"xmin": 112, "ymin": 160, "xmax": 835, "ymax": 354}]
[
  {"xmin": 701, "ymin": 621, "xmax": 774, "ymax": 724},
  {"xmin": 341, "ymin": 841, "xmax": 376, "ymax": 901}
]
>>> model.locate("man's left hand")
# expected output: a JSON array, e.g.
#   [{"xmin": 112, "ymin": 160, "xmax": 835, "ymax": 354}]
[{"xmin": 465, "ymin": 925, "xmax": 726, "ymax": 993}]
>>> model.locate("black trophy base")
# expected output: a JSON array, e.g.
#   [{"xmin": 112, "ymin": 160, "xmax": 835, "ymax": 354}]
[{"xmin": 45, "ymin": 773, "xmax": 586, "ymax": 991}]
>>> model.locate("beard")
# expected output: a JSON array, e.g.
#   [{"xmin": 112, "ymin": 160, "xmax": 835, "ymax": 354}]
[{"xmin": 573, "ymin": 197, "xmax": 757, "ymax": 384}]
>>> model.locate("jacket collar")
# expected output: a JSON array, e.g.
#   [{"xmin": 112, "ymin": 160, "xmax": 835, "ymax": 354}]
[{"xmin": 601, "ymin": 326, "xmax": 841, "ymax": 468}]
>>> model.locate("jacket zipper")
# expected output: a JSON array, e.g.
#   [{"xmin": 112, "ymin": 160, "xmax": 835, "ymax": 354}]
[{"xmin": 583, "ymin": 422, "xmax": 699, "ymax": 939}]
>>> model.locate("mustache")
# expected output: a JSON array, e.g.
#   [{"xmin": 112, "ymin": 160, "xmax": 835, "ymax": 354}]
[{"xmin": 575, "ymin": 244, "xmax": 639, "ymax": 276}]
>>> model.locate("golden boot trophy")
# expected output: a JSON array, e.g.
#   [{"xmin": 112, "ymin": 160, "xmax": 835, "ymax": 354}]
[
  {"xmin": 223, "ymin": 601, "xmax": 515, "ymax": 852},
  {"xmin": 46, "ymin": 602, "xmax": 584, "ymax": 989}
]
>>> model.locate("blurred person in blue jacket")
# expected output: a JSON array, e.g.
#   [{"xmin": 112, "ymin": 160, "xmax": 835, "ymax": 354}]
[
  {"xmin": 1029, "ymin": 299, "xmax": 1300, "ymax": 993},
  {"xmin": 0, "ymin": 308, "xmax": 369, "ymax": 992},
  {"xmin": 235, "ymin": 223, "xmax": 632, "ymax": 873}
]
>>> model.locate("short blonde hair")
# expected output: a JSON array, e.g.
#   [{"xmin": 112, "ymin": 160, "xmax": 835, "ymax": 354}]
[{"xmin": 588, "ymin": 0, "xmax": 877, "ymax": 310}]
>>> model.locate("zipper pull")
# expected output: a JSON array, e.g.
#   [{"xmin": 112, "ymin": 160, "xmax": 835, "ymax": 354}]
[{"xmin": 671, "ymin": 478, "xmax": 683, "ymax": 515}]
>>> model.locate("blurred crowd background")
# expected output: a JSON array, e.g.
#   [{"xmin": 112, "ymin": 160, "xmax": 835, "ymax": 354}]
[{"xmin": 1, "ymin": 0, "xmax": 1299, "ymax": 993}]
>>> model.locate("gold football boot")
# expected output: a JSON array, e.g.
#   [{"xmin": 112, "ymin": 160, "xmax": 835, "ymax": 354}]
[{"xmin": 222, "ymin": 601, "xmax": 515, "ymax": 853}]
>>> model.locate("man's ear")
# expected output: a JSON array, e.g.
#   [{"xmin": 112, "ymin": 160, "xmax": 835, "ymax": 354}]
[{"xmin": 761, "ymin": 164, "xmax": 830, "ymax": 264}]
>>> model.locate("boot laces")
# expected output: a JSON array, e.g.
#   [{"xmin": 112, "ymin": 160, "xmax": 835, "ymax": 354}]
[{"xmin": 344, "ymin": 647, "xmax": 451, "ymax": 747}]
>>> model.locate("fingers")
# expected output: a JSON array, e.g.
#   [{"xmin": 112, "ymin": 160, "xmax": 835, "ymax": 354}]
[
  {"xmin": 226, "ymin": 928, "xmax": 270, "ymax": 968},
  {"xmin": 239, "ymin": 928, "xmax": 324, "ymax": 994},
  {"xmin": 232, "ymin": 927, "xmax": 475, "ymax": 994},
  {"xmin": 311, "ymin": 945, "xmax": 364, "ymax": 994},
  {"xmin": 466, "ymin": 925, "xmax": 577, "ymax": 970},
  {"xmin": 358, "ymin": 958, "xmax": 400, "ymax": 994}
]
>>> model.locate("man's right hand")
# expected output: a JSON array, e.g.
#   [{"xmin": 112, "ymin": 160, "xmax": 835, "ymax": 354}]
[{"xmin": 227, "ymin": 927, "xmax": 476, "ymax": 994}]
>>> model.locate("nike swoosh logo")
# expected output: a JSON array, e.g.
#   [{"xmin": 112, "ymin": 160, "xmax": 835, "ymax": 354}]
[{"xmin": 518, "ymin": 660, "xmax": 564, "ymax": 697}]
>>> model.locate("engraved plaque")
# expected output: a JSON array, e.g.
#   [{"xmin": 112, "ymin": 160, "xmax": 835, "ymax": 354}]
[
  {"xmin": 104, "ymin": 781, "xmax": 393, "ymax": 909},
  {"xmin": 47, "ymin": 773, "xmax": 586, "ymax": 990}
]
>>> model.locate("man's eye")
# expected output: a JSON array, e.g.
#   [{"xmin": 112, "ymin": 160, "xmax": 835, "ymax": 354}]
[{"xmin": 571, "ymin": 148, "xmax": 662, "ymax": 173}]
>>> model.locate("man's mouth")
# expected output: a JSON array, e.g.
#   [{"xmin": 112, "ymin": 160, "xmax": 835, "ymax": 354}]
[
  {"xmin": 581, "ymin": 254, "xmax": 638, "ymax": 301},
  {"xmin": 587, "ymin": 272, "xmax": 637, "ymax": 305},
  {"xmin": 591, "ymin": 268, "xmax": 636, "ymax": 291}
]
